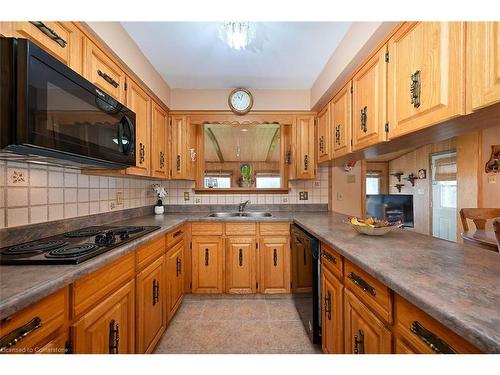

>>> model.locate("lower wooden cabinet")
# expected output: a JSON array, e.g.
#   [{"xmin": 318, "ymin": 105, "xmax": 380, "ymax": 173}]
[
  {"xmin": 226, "ymin": 236, "xmax": 257, "ymax": 293},
  {"xmin": 36, "ymin": 331, "xmax": 70, "ymax": 354},
  {"xmin": 191, "ymin": 236, "xmax": 224, "ymax": 293},
  {"xmin": 259, "ymin": 236, "xmax": 291, "ymax": 294},
  {"xmin": 72, "ymin": 280, "xmax": 135, "ymax": 354},
  {"xmin": 344, "ymin": 289, "xmax": 391, "ymax": 354},
  {"xmin": 136, "ymin": 256, "xmax": 166, "ymax": 354},
  {"xmin": 321, "ymin": 267, "xmax": 344, "ymax": 354},
  {"xmin": 166, "ymin": 240, "xmax": 185, "ymax": 320}
]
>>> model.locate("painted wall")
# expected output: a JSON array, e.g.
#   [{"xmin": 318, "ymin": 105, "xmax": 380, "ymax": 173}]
[
  {"xmin": 85, "ymin": 22, "xmax": 171, "ymax": 108},
  {"xmin": 170, "ymin": 88, "xmax": 310, "ymax": 111},
  {"xmin": 330, "ymin": 164, "xmax": 362, "ymax": 217}
]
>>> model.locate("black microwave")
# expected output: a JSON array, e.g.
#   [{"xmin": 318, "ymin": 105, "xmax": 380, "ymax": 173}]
[{"xmin": 0, "ymin": 38, "xmax": 136, "ymax": 169}]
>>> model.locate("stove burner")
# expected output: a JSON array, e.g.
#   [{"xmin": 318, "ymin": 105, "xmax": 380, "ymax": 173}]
[
  {"xmin": 64, "ymin": 228, "xmax": 104, "ymax": 238},
  {"xmin": 111, "ymin": 226, "xmax": 145, "ymax": 234},
  {"xmin": 45, "ymin": 244, "xmax": 99, "ymax": 258},
  {"xmin": 2, "ymin": 240, "xmax": 68, "ymax": 255}
]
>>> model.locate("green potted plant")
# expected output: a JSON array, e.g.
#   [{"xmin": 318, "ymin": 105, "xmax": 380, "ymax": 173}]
[{"xmin": 239, "ymin": 163, "xmax": 254, "ymax": 187}]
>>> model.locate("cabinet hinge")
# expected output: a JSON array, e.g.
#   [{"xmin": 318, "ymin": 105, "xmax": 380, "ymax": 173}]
[
  {"xmin": 189, "ymin": 282, "xmax": 192, "ymax": 290},
  {"xmin": 256, "ymin": 242, "xmax": 258, "ymax": 249},
  {"xmin": 290, "ymin": 281, "xmax": 293, "ymax": 288},
  {"xmin": 190, "ymin": 242, "xmax": 192, "ymax": 250},
  {"xmin": 384, "ymin": 122, "xmax": 389, "ymax": 133},
  {"xmin": 350, "ymin": 85, "xmax": 353, "ymax": 94},
  {"xmin": 350, "ymin": 139, "xmax": 353, "ymax": 147},
  {"xmin": 256, "ymin": 281, "xmax": 259, "ymax": 289},
  {"xmin": 124, "ymin": 82, "xmax": 128, "ymax": 91},
  {"xmin": 385, "ymin": 51, "xmax": 389, "ymax": 63},
  {"xmin": 65, "ymin": 340, "xmax": 72, "ymax": 354}
]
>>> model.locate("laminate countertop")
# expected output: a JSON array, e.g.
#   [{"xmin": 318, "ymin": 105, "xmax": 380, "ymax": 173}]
[{"xmin": 1, "ymin": 211, "xmax": 499, "ymax": 353}]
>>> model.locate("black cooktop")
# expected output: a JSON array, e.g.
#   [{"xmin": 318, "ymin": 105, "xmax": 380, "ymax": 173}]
[{"xmin": 0, "ymin": 225, "xmax": 160, "ymax": 265}]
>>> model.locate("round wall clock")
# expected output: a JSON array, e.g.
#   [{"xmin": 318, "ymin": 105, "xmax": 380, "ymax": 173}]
[{"xmin": 228, "ymin": 88, "xmax": 253, "ymax": 115}]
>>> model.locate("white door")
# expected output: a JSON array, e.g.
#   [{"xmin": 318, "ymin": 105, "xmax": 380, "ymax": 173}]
[{"xmin": 431, "ymin": 152, "xmax": 457, "ymax": 242}]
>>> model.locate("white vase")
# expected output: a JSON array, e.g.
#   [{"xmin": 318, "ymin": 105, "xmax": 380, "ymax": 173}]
[{"xmin": 154, "ymin": 205, "xmax": 164, "ymax": 215}]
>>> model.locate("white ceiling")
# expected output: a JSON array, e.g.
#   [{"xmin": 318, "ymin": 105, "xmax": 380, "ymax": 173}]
[{"xmin": 121, "ymin": 22, "xmax": 351, "ymax": 90}]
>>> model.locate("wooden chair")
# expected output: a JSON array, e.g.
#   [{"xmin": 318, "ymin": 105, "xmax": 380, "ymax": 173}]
[
  {"xmin": 459, "ymin": 208, "xmax": 500, "ymax": 252},
  {"xmin": 494, "ymin": 218, "xmax": 500, "ymax": 252}
]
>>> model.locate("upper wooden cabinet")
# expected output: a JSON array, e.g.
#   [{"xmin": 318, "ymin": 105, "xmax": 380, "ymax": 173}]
[
  {"xmin": 387, "ymin": 22, "xmax": 465, "ymax": 138},
  {"xmin": 259, "ymin": 236, "xmax": 291, "ymax": 294},
  {"xmin": 84, "ymin": 39, "xmax": 126, "ymax": 103},
  {"xmin": 170, "ymin": 115, "xmax": 196, "ymax": 180},
  {"xmin": 317, "ymin": 104, "xmax": 331, "ymax": 164},
  {"xmin": 468, "ymin": 22, "xmax": 500, "ymax": 111},
  {"xmin": 331, "ymin": 82, "xmax": 352, "ymax": 159},
  {"xmin": 352, "ymin": 46, "xmax": 387, "ymax": 151},
  {"xmin": 151, "ymin": 102, "xmax": 169, "ymax": 179},
  {"xmin": 294, "ymin": 115, "xmax": 316, "ymax": 179},
  {"xmin": 191, "ymin": 236, "xmax": 224, "ymax": 293},
  {"xmin": 226, "ymin": 236, "xmax": 257, "ymax": 294},
  {"xmin": 125, "ymin": 78, "xmax": 152, "ymax": 177}
]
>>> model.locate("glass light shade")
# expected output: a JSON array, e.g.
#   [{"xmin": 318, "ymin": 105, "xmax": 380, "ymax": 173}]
[{"xmin": 218, "ymin": 22, "xmax": 256, "ymax": 50}]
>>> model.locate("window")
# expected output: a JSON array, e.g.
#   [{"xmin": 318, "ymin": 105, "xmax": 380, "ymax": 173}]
[
  {"xmin": 366, "ymin": 171, "xmax": 382, "ymax": 195},
  {"xmin": 255, "ymin": 172, "xmax": 281, "ymax": 188},
  {"xmin": 204, "ymin": 173, "xmax": 231, "ymax": 188}
]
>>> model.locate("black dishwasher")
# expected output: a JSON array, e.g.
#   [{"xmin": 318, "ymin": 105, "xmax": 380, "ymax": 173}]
[{"xmin": 291, "ymin": 224, "xmax": 321, "ymax": 345}]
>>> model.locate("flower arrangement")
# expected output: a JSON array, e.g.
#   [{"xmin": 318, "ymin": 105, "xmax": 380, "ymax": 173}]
[{"xmin": 152, "ymin": 184, "xmax": 167, "ymax": 206}]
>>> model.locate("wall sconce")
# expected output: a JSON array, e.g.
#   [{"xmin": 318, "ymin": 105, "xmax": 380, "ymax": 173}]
[
  {"xmin": 485, "ymin": 145, "xmax": 500, "ymax": 174},
  {"xmin": 404, "ymin": 173, "xmax": 418, "ymax": 187}
]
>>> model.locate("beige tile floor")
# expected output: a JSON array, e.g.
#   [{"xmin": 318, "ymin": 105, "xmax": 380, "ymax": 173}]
[{"xmin": 154, "ymin": 294, "xmax": 321, "ymax": 354}]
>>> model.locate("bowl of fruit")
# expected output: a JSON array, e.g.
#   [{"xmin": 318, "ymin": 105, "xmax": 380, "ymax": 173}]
[{"xmin": 348, "ymin": 217, "xmax": 402, "ymax": 236}]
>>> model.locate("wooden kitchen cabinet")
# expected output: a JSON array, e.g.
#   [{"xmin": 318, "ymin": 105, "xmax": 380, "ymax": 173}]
[
  {"xmin": 468, "ymin": 22, "xmax": 500, "ymax": 111},
  {"xmin": 125, "ymin": 78, "xmax": 152, "ymax": 177},
  {"xmin": 151, "ymin": 101, "xmax": 169, "ymax": 179},
  {"xmin": 166, "ymin": 240, "xmax": 185, "ymax": 320},
  {"xmin": 352, "ymin": 46, "xmax": 387, "ymax": 151},
  {"xmin": 344, "ymin": 289, "xmax": 391, "ymax": 354},
  {"xmin": 136, "ymin": 255, "xmax": 166, "ymax": 354},
  {"xmin": 191, "ymin": 236, "xmax": 224, "ymax": 293},
  {"xmin": 259, "ymin": 236, "xmax": 291, "ymax": 294},
  {"xmin": 72, "ymin": 280, "xmax": 135, "ymax": 354},
  {"xmin": 293, "ymin": 115, "xmax": 316, "ymax": 179},
  {"xmin": 317, "ymin": 104, "xmax": 331, "ymax": 164},
  {"xmin": 226, "ymin": 236, "xmax": 257, "ymax": 294},
  {"xmin": 331, "ymin": 82, "xmax": 352, "ymax": 159},
  {"xmin": 387, "ymin": 22, "xmax": 465, "ymax": 138},
  {"xmin": 322, "ymin": 267, "xmax": 344, "ymax": 354},
  {"xmin": 84, "ymin": 39, "xmax": 126, "ymax": 102},
  {"xmin": 170, "ymin": 115, "xmax": 196, "ymax": 180}
]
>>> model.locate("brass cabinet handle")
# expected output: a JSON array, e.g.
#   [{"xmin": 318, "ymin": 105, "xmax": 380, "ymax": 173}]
[
  {"xmin": 354, "ymin": 329, "xmax": 365, "ymax": 354},
  {"xmin": 335, "ymin": 125, "xmax": 341, "ymax": 145},
  {"xmin": 410, "ymin": 70, "xmax": 421, "ymax": 108},
  {"xmin": 30, "ymin": 21, "xmax": 67, "ymax": 48},
  {"xmin": 360, "ymin": 106, "xmax": 368, "ymax": 133},
  {"xmin": 204, "ymin": 248, "xmax": 209, "ymax": 266},
  {"xmin": 159, "ymin": 151, "xmax": 165, "ymax": 169},
  {"xmin": 0, "ymin": 317, "xmax": 42, "ymax": 352},
  {"xmin": 273, "ymin": 249, "xmax": 278, "ymax": 266},
  {"xmin": 321, "ymin": 252, "xmax": 337, "ymax": 265},
  {"xmin": 239, "ymin": 249, "xmax": 243, "ymax": 267},
  {"xmin": 176, "ymin": 155, "xmax": 181, "ymax": 171},
  {"xmin": 108, "ymin": 320, "xmax": 119, "ymax": 354},
  {"xmin": 347, "ymin": 272, "xmax": 376, "ymax": 296},
  {"xmin": 324, "ymin": 291, "xmax": 332, "ymax": 320},
  {"xmin": 152, "ymin": 279, "xmax": 159, "ymax": 305},
  {"xmin": 304, "ymin": 155, "xmax": 309, "ymax": 171},
  {"xmin": 139, "ymin": 143, "xmax": 145, "ymax": 164},
  {"xmin": 97, "ymin": 69, "xmax": 119, "ymax": 88},
  {"xmin": 410, "ymin": 321, "xmax": 456, "ymax": 354}
]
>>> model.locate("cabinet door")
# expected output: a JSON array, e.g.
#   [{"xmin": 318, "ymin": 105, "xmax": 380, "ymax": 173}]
[
  {"xmin": 226, "ymin": 237, "xmax": 256, "ymax": 294},
  {"xmin": 72, "ymin": 280, "xmax": 135, "ymax": 354},
  {"xmin": 192, "ymin": 236, "xmax": 223, "ymax": 293},
  {"xmin": 170, "ymin": 115, "xmax": 189, "ymax": 179},
  {"xmin": 469, "ymin": 22, "xmax": 500, "ymax": 111},
  {"xmin": 295, "ymin": 115, "xmax": 316, "ymax": 179},
  {"xmin": 322, "ymin": 267, "xmax": 344, "ymax": 354},
  {"xmin": 344, "ymin": 289, "xmax": 391, "ymax": 354},
  {"xmin": 388, "ymin": 22, "xmax": 465, "ymax": 138},
  {"xmin": 166, "ymin": 240, "xmax": 184, "ymax": 320},
  {"xmin": 352, "ymin": 46, "xmax": 387, "ymax": 151},
  {"xmin": 317, "ymin": 104, "xmax": 331, "ymax": 164},
  {"xmin": 136, "ymin": 256, "xmax": 166, "ymax": 354},
  {"xmin": 151, "ymin": 102, "xmax": 169, "ymax": 179},
  {"xmin": 332, "ymin": 82, "xmax": 352, "ymax": 158},
  {"xmin": 259, "ymin": 236, "xmax": 291, "ymax": 294},
  {"xmin": 126, "ymin": 78, "xmax": 151, "ymax": 177},
  {"xmin": 84, "ymin": 39, "xmax": 126, "ymax": 102}
]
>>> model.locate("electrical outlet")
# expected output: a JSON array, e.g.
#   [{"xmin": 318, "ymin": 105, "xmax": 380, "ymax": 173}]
[
  {"xmin": 282, "ymin": 197, "xmax": 288, "ymax": 203},
  {"xmin": 299, "ymin": 191, "xmax": 309, "ymax": 200},
  {"xmin": 184, "ymin": 191, "xmax": 190, "ymax": 201},
  {"xmin": 337, "ymin": 192, "xmax": 344, "ymax": 201},
  {"xmin": 195, "ymin": 197, "xmax": 201, "ymax": 204},
  {"xmin": 346, "ymin": 175, "xmax": 356, "ymax": 183},
  {"xmin": 488, "ymin": 174, "xmax": 496, "ymax": 184},
  {"xmin": 109, "ymin": 201, "xmax": 116, "ymax": 210},
  {"xmin": 116, "ymin": 191, "xmax": 123, "ymax": 205},
  {"xmin": 314, "ymin": 181, "xmax": 321, "ymax": 187}
]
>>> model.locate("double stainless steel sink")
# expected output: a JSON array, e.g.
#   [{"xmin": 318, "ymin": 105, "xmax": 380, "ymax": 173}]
[{"xmin": 208, "ymin": 212, "xmax": 272, "ymax": 218}]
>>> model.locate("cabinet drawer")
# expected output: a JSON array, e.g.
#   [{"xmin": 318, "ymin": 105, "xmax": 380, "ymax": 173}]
[
  {"xmin": 166, "ymin": 226, "xmax": 185, "ymax": 248},
  {"xmin": 321, "ymin": 242, "xmax": 343, "ymax": 280},
  {"xmin": 344, "ymin": 261, "xmax": 392, "ymax": 324},
  {"xmin": 225, "ymin": 223, "xmax": 256, "ymax": 236},
  {"xmin": 72, "ymin": 253, "xmax": 135, "ymax": 318},
  {"xmin": 136, "ymin": 235, "xmax": 165, "ymax": 271},
  {"xmin": 191, "ymin": 222, "xmax": 223, "ymax": 236},
  {"xmin": 0, "ymin": 287, "xmax": 68, "ymax": 354},
  {"xmin": 395, "ymin": 295, "xmax": 480, "ymax": 353},
  {"xmin": 259, "ymin": 222, "xmax": 290, "ymax": 236},
  {"xmin": 36, "ymin": 330, "xmax": 69, "ymax": 354}
]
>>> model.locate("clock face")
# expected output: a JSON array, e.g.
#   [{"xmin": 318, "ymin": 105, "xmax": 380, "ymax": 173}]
[{"xmin": 229, "ymin": 89, "xmax": 253, "ymax": 114}]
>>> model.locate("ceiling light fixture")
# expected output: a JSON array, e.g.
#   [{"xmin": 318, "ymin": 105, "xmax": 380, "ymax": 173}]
[{"xmin": 218, "ymin": 22, "xmax": 256, "ymax": 50}]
